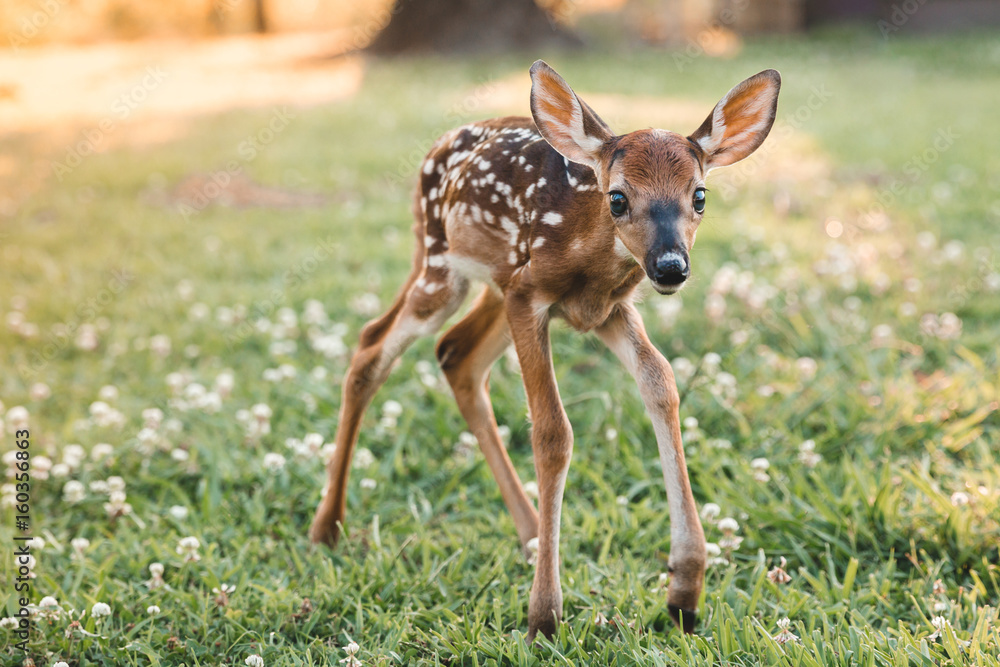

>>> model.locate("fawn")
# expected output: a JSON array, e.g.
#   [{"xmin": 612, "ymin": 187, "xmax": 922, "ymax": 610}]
[{"xmin": 311, "ymin": 60, "xmax": 781, "ymax": 639}]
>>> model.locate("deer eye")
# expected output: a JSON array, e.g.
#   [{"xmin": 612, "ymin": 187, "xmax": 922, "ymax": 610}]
[
  {"xmin": 609, "ymin": 192, "xmax": 628, "ymax": 217},
  {"xmin": 693, "ymin": 188, "xmax": 706, "ymax": 214}
]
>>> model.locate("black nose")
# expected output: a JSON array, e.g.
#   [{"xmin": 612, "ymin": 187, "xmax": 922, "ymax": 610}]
[{"xmin": 653, "ymin": 253, "xmax": 689, "ymax": 285}]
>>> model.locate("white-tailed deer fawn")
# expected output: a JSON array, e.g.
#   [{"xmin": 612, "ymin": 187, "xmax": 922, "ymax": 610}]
[{"xmin": 311, "ymin": 60, "xmax": 781, "ymax": 639}]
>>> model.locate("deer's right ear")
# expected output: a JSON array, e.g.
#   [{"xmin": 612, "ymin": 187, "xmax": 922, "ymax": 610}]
[{"xmin": 530, "ymin": 60, "xmax": 614, "ymax": 171}]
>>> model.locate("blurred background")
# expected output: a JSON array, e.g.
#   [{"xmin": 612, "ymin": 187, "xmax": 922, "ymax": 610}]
[{"xmin": 2, "ymin": 1, "xmax": 1000, "ymax": 663}]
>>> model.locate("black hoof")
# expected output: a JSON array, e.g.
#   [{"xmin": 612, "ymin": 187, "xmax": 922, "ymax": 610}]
[{"xmin": 668, "ymin": 604, "xmax": 697, "ymax": 634}]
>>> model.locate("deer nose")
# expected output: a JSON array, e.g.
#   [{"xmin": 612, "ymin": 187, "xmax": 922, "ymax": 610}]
[{"xmin": 653, "ymin": 252, "xmax": 689, "ymax": 285}]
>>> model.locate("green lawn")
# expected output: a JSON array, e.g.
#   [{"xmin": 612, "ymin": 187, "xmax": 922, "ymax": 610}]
[{"xmin": 2, "ymin": 28, "xmax": 1000, "ymax": 666}]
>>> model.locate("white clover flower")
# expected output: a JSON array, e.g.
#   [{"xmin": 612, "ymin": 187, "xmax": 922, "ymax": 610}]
[
  {"xmin": 523, "ymin": 481, "xmax": 539, "ymax": 500},
  {"xmin": 169, "ymin": 505, "xmax": 189, "ymax": 520},
  {"xmin": 717, "ymin": 517, "xmax": 743, "ymax": 551},
  {"xmin": 104, "ymin": 490, "xmax": 132, "ymax": 518},
  {"xmin": 525, "ymin": 537, "xmax": 539, "ymax": 566},
  {"xmin": 106, "ymin": 476, "xmax": 126, "ymax": 492},
  {"xmin": 171, "ymin": 448, "xmax": 190, "ymax": 462},
  {"xmin": 63, "ymin": 443, "xmax": 86, "ymax": 466},
  {"xmin": 353, "ymin": 448, "xmax": 375, "ymax": 469},
  {"xmin": 150, "ymin": 334, "xmax": 172, "ymax": 357},
  {"xmin": 767, "ymin": 556, "xmax": 792, "ymax": 584},
  {"xmin": 616, "ymin": 495, "xmax": 628, "ymax": 507},
  {"xmin": 750, "ymin": 458, "xmax": 770, "ymax": 483},
  {"xmin": 246, "ymin": 655, "xmax": 265, "ymax": 667},
  {"xmin": 26, "ymin": 536, "xmax": 44, "ymax": 549},
  {"xmin": 798, "ymin": 439, "xmax": 822, "ymax": 467},
  {"xmin": 950, "ymin": 492, "xmax": 970, "ymax": 507},
  {"xmin": 71, "ymin": 537, "xmax": 90, "ymax": 554},
  {"xmin": 39, "ymin": 596, "xmax": 59, "ymax": 609},
  {"xmin": 700, "ymin": 503, "xmax": 721, "ymax": 522},
  {"xmin": 718, "ymin": 517, "xmax": 739, "ymax": 534},
  {"xmin": 54, "ymin": 662, "xmax": 70, "ymax": 667},
  {"xmin": 302, "ymin": 433, "xmax": 324, "ymax": 455},
  {"xmin": 340, "ymin": 640, "xmax": 362, "ymax": 666},
  {"xmin": 604, "ymin": 427, "xmax": 617, "ymax": 441},
  {"xmin": 29, "ymin": 382, "xmax": 51, "ymax": 401},
  {"xmin": 381, "ymin": 400, "xmax": 403, "ymax": 419},
  {"xmin": 933, "ymin": 601, "xmax": 949, "ymax": 613},
  {"xmin": 91, "ymin": 602, "xmax": 111, "ymax": 619},
  {"xmin": 263, "ymin": 452, "xmax": 286, "ymax": 473},
  {"xmin": 671, "ymin": 357, "xmax": 695, "ymax": 381},
  {"xmin": 928, "ymin": 615, "xmax": 951, "ymax": 640},
  {"xmin": 91, "ymin": 443, "xmax": 114, "ymax": 460},
  {"xmin": 177, "ymin": 536, "xmax": 201, "ymax": 562},
  {"xmin": 360, "ymin": 478, "xmax": 377, "ymax": 490},
  {"xmin": 98, "ymin": 385, "xmax": 119, "ymax": 402},
  {"xmin": 0, "ymin": 617, "xmax": 19, "ymax": 629},
  {"xmin": 148, "ymin": 562, "xmax": 166, "ymax": 589},
  {"xmin": 773, "ymin": 617, "xmax": 798, "ymax": 644},
  {"xmin": 63, "ymin": 480, "xmax": 86, "ymax": 503},
  {"xmin": 147, "ymin": 605, "xmax": 161, "ymax": 615},
  {"xmin": 454, "ymin": 431, "xmax": 477, "ymax": 459},
  {"xmin": 6, "ymin": 406, "xmax": 29, "ymax": 431}
]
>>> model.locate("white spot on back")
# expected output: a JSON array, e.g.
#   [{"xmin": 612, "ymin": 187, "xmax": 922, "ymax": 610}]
[{"xmin": 542, "ymin": 212, "xmax": 563, "ymax": 226}]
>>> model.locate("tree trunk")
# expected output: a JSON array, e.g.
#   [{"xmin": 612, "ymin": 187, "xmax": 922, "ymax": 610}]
[
  {"xmin": 252, "ymin": 0, "xmax": 268, "ymax": 33},
  {"xmin": 368, "ymin": 0, "xmax": 580, "ymax": 55}
]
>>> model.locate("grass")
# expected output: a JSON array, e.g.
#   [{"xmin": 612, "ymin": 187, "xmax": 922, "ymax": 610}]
[{"xmin": 2, "ymin": 27, "xmax": 1000, "ymax": 666}]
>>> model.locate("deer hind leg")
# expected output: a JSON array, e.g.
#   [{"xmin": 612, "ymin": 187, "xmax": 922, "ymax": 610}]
[
  {"xmin": 309, "ymin": 262, "xmax": 468, "ymax": 546},
  {"xmin": 436, "ymin": 286, "xmax": 539, "ymax": 550}
]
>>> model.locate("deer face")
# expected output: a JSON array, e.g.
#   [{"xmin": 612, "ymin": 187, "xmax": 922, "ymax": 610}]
[
  {"xmin": 529, "ymin": 61, "xmax": 781, "ymax": 296},
  {"xmin": 603, "ymin": 130, "xmax": 706, "ymax": 294}
]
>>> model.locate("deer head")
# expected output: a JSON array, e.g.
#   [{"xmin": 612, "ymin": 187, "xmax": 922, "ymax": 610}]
[{"xmin": 530, "ymin": 61, "xmax": 781, "ymax": 295}]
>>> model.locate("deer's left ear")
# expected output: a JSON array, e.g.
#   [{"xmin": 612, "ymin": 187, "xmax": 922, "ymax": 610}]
[
  {"xmin": 689, "ymin": 69, "xmax": 781, "ymax": 172},
  {"xmin": 529, "ymin": 60, "xmax": 614, "ymax": 171}
]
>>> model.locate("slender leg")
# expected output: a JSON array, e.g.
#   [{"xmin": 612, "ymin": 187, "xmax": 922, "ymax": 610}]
[
  {"xmin": 595, "ymin": 303, "xmax": 706, "ymax": 633},
  {"xmin": 506, "ymin": 292, "xmax": 572, "ymax": 641},
  {"xmin": 437, "ymin": 287, "xmax": 539, "ymax": 548},
  {"xmin": 309, "ymin": 268, "xmax": 468, "ymax": 546}
]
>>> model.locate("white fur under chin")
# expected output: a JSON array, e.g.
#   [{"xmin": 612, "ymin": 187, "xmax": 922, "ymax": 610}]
[{"xmin": 651, "ymin": 280, "xmax": 685, "ymax": 295}]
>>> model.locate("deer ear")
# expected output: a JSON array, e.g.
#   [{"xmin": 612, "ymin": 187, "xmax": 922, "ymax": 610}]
[
  {"xmin": 689, "ymin": 69, "xmax": 781, "ymax": 171},
  {"xmin": 529, "ymin": 60, "xmax": 614, "ymax": 170}
]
